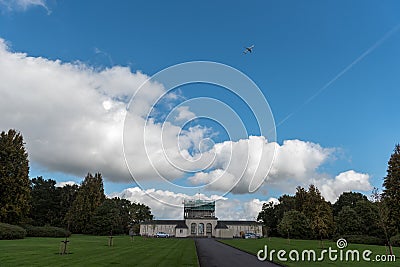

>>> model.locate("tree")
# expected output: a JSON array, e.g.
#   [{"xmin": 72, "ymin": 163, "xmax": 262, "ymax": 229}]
[
  {"xmin": 130, "ymin": 202, "xmax": 153, "ymax": 234},
  {"xmin": 86, "ymin": 199, "xmax": 123, "ymax": 235},
  {"xmin": 274, "ymin": 194, "xmax": 296, "ymax": 224},
  {"xmin": 295, "ymin": 185, "xmax": 334, "ymax": 242},
  {"xmin": 66, "ymin": 173, "xmax": 105, "ymax": 233},
  {"xmin": 371, "ymin": 187, "xmax": 394, "ymax": 255},
  {"xmin": 58, "ymin": 183, "xmax": 79, "ymax": 228},
  {"xmin": 0, "ymin": 129, "xmax": 31, "ymax": 224},
  {"xmin": 383, "ymin": 144, "xmax": 400, "ymax": 234},
  {"xmin": 354, "ymin": 200, "xmax": 382, "ymax": 237},
  {"xmin": 30, "ymin": 177, "xmax": 60, "ymax": 226},
  {"xmin": 112, "ymin": 197, "xmax": 132, "ymax": 234},
  {"xmin": 301, "ymin": 184, "xmax": 323, "ymax": 219},
  {"xmin": 257, "ymin": 201, "xmax": 279, "ymax": 237},
  {"xmin": 278, "ymin": 210, "xmax": 310, "ymax": 240},
  {"xmin": 310, "ymin": 201, "xmax": 334, "ymax": 247},
  {"xmin": 295, "ymin": 186, "xmax": 307, "ymax": 211},
  {"xmin": 336, "ymin": 206, "xmax": 362, "ymax": 235},
  {"xmin": 333, "ymin": 191, "xmax": 368, "ymax": 216}
]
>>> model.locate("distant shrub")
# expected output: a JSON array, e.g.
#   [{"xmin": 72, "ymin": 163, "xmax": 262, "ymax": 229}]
[
  {"xmin": 22, "ymin": 225, "xmax": 71, "ymax": 238},
  {"xmin": 390, "ymin": 234, "xmax": 400, "ymax": 247},
  {"xmin": 335, "ymin": 235, "xmax": 385, "ymax": 246},
  {"xmin": 0, "ymin": 223, "xmax": 26, "ymax": 240}
]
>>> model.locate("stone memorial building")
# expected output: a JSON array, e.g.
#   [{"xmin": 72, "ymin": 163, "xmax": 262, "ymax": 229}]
[{"xmin": 140, "ymin": 199, "xmax": 262, "ymax": 238}]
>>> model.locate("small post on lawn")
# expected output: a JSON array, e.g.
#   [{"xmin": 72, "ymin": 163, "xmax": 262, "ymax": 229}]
[
  {"xmin": 129, "ymin": 227, "xmax": 134, "ymax": 242},
  {"xmin": 60, "ymin": 220, "xmax": 71, "ymax": 255},
  {"xmin": 108, "ymin": 230, "xmax": 113, "ymax": 247},
  {"xmin": 60, "ymin": 236, "xmax": 69, "ymax": 255}
]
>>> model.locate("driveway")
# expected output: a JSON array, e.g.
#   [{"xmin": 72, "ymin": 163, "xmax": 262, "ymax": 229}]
[{"xmin": 195, "ymin": 238, "xmax": 281, "ymax": 267}]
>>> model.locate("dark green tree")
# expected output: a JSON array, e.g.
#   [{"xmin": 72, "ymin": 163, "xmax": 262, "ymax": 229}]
[
  {"xmin": 130, "ymin": 202, "xmax": 153, "ymax": 234},
  {"xmin": 278, "ymin": 210, "xmax": 310, "ymax": 240},
  {"xmin": 354, "ymin": 200, "xmax": 382, "ymax": 237},
  {"xmin": 333, "ymin": 191, "xmax": 368, "ymax": 216},
  {"xmin": 295, "ymin": 185, "xmax": 334, "ymax": 241},
  {"xmin": 371, "ymin": 187, "xmax": 394, "ymax": 254},
  {"xmin": 257, "ymin": 201, "xmax": 279, "ymax": 237},
  {"xmin": 112, "ymin": 197, "xmax": 132, "ymax": 234},
  {"xmin": 301, "ymin": 184, "xmax": 322, "ymax": 219},
  {"xmin": 58, "ymin": 183, "xmax": 79, "ymax": 228},
  {"xmin": 66, "ymin": 173, "xmax": 105, "ymax": 233},
  {"xmin": 0, "ymin": 129, "xmax": 31, "ymax": 224},
  {"xmin": 336, "ymin": 206, "xmax": 362, "ymax": 235},
  {"xmin": 274, "ymin": 194, "xmax": 296, "ymax": 224},
  {"xmin": 30, "ymin": 177, "xmax": 60, "ymax": 226},
  {"xmin": 86, "ymin": 199, "xmax": 123, "ymax": 235},
  {"xmin": 310, "ymin": 201, "xmax": 334, "ymax": 246},
  {"xmin": 295, "ymin": 186, "xmax": 307, "ymax": 211},
  {"xmin": 383, "ymin": 144, "xmax": 400, "ymax": 234}
]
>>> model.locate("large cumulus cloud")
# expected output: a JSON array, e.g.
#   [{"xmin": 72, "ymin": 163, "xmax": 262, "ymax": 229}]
[{"xmin": 0, "ymin": 39, "xmax": 372, "ymax": 203}]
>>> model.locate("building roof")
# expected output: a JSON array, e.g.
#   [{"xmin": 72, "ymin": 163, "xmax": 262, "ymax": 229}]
[
  {"xmin": 140, "ymin": 220, "xmax": 188, "ymax": 228},
  {"xmin": 141, "ymin": 220, "xmax": 184, "ymax": 225},
  {"xmin": 176, "ymin": 221, "xmax": 188, "ymax": 228},
  {"xmin": 214, "ymin": 221, "xmax": 228, "ymax": 229},
  {"xmin": 218, "ymin": 220, "xmax": 262, "ymax": 225},
  {"xmin": 140, "ymin": 220, "xmax": 260, "ymax": 228}
]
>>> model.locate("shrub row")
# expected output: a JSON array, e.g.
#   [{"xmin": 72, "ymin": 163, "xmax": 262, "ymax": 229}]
[
  {"xmin": 0, "ymin": 223, "xmax": 27, "ymax": 240},
  {"xmin": 390, "ymin": 234, "xmax": 400, "ymax": 247},
  {"xmin": 22, "ymin": 225, "xmax": 71, "ymax": 237},
  {"xmin": 334, "ymin": 235, "xmax": 385, "ymax": 246}
]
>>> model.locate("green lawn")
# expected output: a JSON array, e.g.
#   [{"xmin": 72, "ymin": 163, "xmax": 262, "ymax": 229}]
[
  {"xmin": 220, "ymin": 237, "xmax": 400, "ymax": 267},
  {"xmin": 0, "ymin": 235, "xmax": 198, "ymax": 267}
]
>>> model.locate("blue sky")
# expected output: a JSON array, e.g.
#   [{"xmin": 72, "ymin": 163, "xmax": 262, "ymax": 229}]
[{"xmin": 0, "ymin": 0, "xmax": 399, "ymax": 219}]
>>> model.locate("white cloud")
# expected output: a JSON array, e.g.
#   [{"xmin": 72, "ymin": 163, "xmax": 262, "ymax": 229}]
[
  {"xmin": 318, "ymin": 170, "xmax": 372, "ymax": 202},
  {"xmin": 0, "ymin": 0, "xmax": 50, "ymax": 13},
  {"xmin": 0, "ymin": 39, "xmax": 373, "ymax": 202},
  {"xmin": 174, "ymin": 106, "xmax": 195, "ymax": 122},
  {"xmin": 187, "ymin": 137, "xmax": 372, "ymax": 201},
  {"xmin": 188, "ymin": 137, "xmax": 329, "ymax": 194},
  {"xmin": 55, "ymin": 181, "xmax": 77, "ymax": 187},
  {"xmin": 111, "ymin": 187, "xmax": 270, "ymax": 220},
  {"xmin": 0, "ymin": 38, "xmax": 168, "ymax": 182}
]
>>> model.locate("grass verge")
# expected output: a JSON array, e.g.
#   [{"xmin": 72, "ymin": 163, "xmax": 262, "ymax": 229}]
[
  {"xmin": 0, "ymin": 235, "xmax": 198, "ymax": 267},
  {"xmin": 220, "ymin": 237, "xmax": 400, "ymax": 266}
]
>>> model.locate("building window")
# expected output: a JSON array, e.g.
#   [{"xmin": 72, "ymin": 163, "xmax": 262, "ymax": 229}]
[
  {"xmin": 180, "ymin": 229, "xmax": 183, "ymax": 233},
  {"xmin": 191, "ymin": 223, "xmax": 197, "ymax": 235},
  {"xmin": 198, "ymin": 223, "xmax": 204, "ymax": 235}
]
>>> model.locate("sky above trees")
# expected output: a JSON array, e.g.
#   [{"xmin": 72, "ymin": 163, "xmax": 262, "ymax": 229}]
[{"xmin": 0, "ymin": 0, "xmax": 399, "ymax": 219}]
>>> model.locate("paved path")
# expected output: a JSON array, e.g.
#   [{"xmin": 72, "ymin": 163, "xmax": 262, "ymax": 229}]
[{"xmin": 195, "ymin": 239, "xmax": 281, "ymax": 267}]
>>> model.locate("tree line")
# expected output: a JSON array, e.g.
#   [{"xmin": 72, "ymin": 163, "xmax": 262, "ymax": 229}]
[
  {"xmin": 0, "ymin": 129, "xmax": 153, "ymax": 235},
  {"xmin": 258, "ymin": 144, "xmax": 400, "ymax": 250}
]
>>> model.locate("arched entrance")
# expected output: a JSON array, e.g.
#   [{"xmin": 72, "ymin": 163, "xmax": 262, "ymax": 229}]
[
  {"xmin": 191, "ymin": 223, "xmax": 197, "ymax": 235},
  {"xmin": 206, "ymin": 223, "xmax": 212, "ymax": 237},
  {"xmin": 198, "ymin": 223, "xmax": 204, "ymax": 236}
]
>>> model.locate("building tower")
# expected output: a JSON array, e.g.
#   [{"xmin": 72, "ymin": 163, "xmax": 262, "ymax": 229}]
[{"xmin": 183, "ymin": 199, "xmax": 217, "ymax": 237}]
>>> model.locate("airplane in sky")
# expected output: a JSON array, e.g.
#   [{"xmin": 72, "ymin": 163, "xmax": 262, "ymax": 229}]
[{"xmin": 243, "ymin": 45, "xmax": 254, "ymax": 54}]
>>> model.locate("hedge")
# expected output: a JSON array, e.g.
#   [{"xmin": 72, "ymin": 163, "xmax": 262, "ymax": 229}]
[
  {"xmin": 390, "ymin": 234, "xmax": 400, "ymax": 247},
  {"xmin": 334, "ymin": 235, "xmax": 385, "ymax": 246},
  {"xmin": 22, "ymin": 225, "xmax": 71, "ymax": 238},
  {"xmin": 0, "ymin": 223, "xmax": 27, "ymax": 240}
]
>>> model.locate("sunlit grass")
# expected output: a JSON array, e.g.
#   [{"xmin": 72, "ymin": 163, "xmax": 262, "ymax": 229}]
[
  {"xmin": 0, "ymin": 235, "xmax": 198, "ymax": 267},
  {"xmin": 220, "ymin": 237, "xmax": 399, "ymax": 266}
]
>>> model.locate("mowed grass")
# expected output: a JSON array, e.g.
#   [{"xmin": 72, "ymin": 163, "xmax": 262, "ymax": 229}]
[
  {"xmin": 220, "ymin": 237, "xmax": 400, "ymax": 267},
  {"xmin": 0, "ymin": 235, "xmax": 198, "ymax": 267}
]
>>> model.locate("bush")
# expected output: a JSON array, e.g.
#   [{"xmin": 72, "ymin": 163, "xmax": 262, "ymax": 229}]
[
  {"xmin": 390, "ymin": 234, "xmax": 400, "ymax": 247},
  {"xmin": 22, "ymin": 225, "xmax": 71, "ymax": 238},
  {"xmin": 0, "ymin": 223, "xmax": 26, "ymax": 240},
  {"xmin": 334, "ymin": 235, "xmax": 385, "ymax": 246}
]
